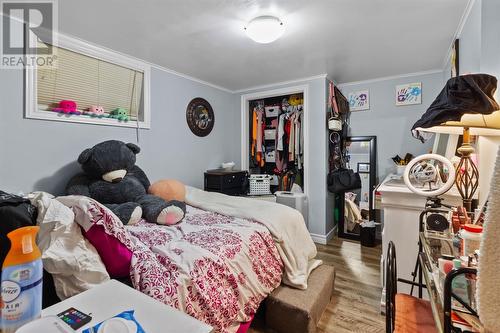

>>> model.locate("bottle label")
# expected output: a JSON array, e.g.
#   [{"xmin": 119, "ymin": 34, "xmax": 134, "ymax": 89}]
[{"xmin": 1, "ymin": 260, "xmax": 43, "ymax": 333}]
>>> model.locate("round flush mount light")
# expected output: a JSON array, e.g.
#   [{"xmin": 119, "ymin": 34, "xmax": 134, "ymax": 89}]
[{"xmin": 245, "ymin": 16, "xmax": 284, "ymax": 44}]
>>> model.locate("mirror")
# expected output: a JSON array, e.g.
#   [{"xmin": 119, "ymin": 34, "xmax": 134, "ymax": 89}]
[{"xmin": 339, "ymin": 136, "xmax": 377, "ymax": 239}]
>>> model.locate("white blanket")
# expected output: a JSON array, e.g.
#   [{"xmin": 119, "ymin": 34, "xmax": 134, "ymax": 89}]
[
  {"xmin": 28, "ymin": 192, "xmax": 110, "ymax": 299},
  {"xmin": 185, "ymin": 186, "xmax": 322, "ymax": 289}
]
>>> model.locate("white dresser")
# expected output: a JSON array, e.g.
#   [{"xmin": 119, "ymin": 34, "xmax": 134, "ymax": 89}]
[{"xmin": 376, "ymin": 174, "xmax": 462, "ymax": 310}]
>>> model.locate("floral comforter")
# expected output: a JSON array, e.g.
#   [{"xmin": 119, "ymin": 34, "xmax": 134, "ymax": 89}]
[
  {"xmin": 126, "ymin": 206, "xmax": 284, "ymax": 332},
  {"xmin": 35, "ymin": 194, "xmax": 284, "ymax": 333}
]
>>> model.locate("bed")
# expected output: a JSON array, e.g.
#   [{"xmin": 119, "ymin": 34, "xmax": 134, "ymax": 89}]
[{"xmin": 29, "ymin": 187, "xmax": 320, "ymax": 333}]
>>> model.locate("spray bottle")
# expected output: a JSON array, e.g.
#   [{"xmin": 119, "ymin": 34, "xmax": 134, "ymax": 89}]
[{"xmin": 1, "ymin": 226, "xmax": 43, "ymax": 333}]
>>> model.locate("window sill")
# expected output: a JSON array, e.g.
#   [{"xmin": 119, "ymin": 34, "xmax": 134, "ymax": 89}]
[{"xmin": 26, "ymin": 108, "xmax": 150, "ymax": 129}]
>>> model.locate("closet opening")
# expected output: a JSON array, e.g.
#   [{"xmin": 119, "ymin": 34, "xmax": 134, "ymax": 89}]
[{"xmin": 240, "ymin": 86, "xmax": 309, "ymax": 197}]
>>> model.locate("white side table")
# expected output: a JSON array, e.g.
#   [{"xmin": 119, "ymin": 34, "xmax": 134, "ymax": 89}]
[{"xmin": 42, "ymin": 280, "xmax": 213, "ymax": 333}]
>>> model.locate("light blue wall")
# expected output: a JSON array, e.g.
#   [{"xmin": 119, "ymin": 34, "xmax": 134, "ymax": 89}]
[
  {"xmin": 339, "ymin": 72, "xmax": 443, "ymax": 181},
  {"xmin": 480, "ymin": 0, "xmax": 500, "ymax": 100},
  {"xmin": 0, "ymin": 67, "xmax": 240, "ymax": 195},
  {"xmin": 456, "ymin": 0, "xmax": 500, "ymax": 94},
  {"xmin": 237, "ymin": 77, "xmax": 331, "ymax": 236},
  {"xmin": 459, "ymin": 0, "xmax": 482, "ymax": 74}
]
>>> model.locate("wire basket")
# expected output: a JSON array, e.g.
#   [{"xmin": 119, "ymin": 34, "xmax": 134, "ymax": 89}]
[{"xmin": 249, "ymin": 174, "xmax": 272, "ymax": 195}]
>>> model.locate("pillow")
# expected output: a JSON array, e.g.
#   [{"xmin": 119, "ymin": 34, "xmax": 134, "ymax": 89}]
[
  {"xmin": 148, "ymin": 179, "xmax": 186, "ymax": 202},
  {"xmin": 57, "ymin": 196, "xmax": 134, "ymax": 278}
]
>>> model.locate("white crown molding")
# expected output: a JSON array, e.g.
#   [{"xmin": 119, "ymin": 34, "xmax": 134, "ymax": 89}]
[
  {"xmin": 150, "ymin": 64, "xmax": 233, "ymax": 93},
  {"xmin": 441, "ymin": 0, "xmax": 476, "ymax": 69},
  {"xmin": 337, "ymin": 69, "xmax": 443, "ymax": 88},
  {"xmin": 233, "ymin": 74, "xmax": 328, "ymax": 94}
]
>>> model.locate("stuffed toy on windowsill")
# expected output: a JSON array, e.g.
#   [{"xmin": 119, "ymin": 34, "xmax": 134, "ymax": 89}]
[
  {"xmin": 52, "ymin": 100, "xmax": 81, "ymax": 115},
  {"xmin": 108, "ymin": 108, "xmax": 129, "ymax": 121},
  {"xmin": 85, "ymin": 105, "xmax": 105, "ymax": 118},
  {"xmin": 66, "ymin": 140, "xmax": 186, "ymax": 225}
]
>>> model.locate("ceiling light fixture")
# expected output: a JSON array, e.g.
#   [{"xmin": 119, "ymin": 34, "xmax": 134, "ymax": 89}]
[{"xmin": 245, "ymin": 16, "xmax": 284, "ymax": 44}]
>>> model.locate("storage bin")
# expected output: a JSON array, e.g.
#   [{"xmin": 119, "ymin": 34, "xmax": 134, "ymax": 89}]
[
  {"xmin": 265, "ymin": 105, "xmax": 280, "ymax": 118},
  {"xmin": 264, "ymin": 129, "xmax": 276, "ymax": 140},
  {"xmin": 275, "ymin": 191, "xmax": 308, "ymax": 228},
  {"xmin": 249, "ymin": 174, "xmax": 272, "ymax": 195},
  {"xmin": 265, "ymin": 150, "xmax": 275, "ymax": 162}
]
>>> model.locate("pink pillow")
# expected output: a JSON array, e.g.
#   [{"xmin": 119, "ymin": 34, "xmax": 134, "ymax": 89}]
[
  {"xmin": 65, "ymin": 196, "xmax": 135, "ymax": 279},
  {"xmin": 83, "ymin": 225, "xmax": 132, "ymax": 278}
]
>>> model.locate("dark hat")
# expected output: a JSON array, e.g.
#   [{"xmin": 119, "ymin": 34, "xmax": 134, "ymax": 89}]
[{"xmin": 412, "ymin": 74, "xmax": 500, "ymax": 142}]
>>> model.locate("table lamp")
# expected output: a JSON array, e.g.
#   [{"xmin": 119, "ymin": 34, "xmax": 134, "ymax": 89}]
[{"xmin": 412, "ymin": 74, "xmax": 500, "ymax": 212}]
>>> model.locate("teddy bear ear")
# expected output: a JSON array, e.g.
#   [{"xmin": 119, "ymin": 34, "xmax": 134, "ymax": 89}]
[
  {"xmin": 77, "ymin": 148, "xmax": 92, "ymax": 164},
  {"xmin": 126, "ymin": 143, "xmax": 141, "ymax": 154}
]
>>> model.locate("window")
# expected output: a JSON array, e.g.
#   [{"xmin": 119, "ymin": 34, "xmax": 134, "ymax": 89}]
[{"xmin": 26, "ymin": 34, "xmax": 150, "ymax": 128}]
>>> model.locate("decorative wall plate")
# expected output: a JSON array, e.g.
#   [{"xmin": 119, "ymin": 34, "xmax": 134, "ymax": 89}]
[{"xmin": 186, "ymin": 98, "xmax": 215, "ymax": 137}]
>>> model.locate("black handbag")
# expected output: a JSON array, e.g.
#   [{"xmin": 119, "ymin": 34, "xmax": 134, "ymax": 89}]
[
  {"xmin": 327, "ymin": 168, "xmax": 362, "ymax": 193},
  {"xmin": 0, "ymin": 191, "xmax": 37, "ymax": 275}
]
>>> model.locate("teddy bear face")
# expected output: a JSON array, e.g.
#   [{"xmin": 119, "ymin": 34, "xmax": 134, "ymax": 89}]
[{"xmin": 78, "ymin": 140, "xmax": 140, "ymax": 182}]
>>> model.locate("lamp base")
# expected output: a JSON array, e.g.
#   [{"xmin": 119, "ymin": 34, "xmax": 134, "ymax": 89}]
[{"xmin": 455, "ymin": 128, "xmax": 479, "ymax": 212}]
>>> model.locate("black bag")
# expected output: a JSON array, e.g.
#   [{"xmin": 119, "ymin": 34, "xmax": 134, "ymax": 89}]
[
  {"xmin": 0, "ymin": 191, "xmax": 38, "ymax": 274},
  {"xmin": 327, "ymin": 168, "xmax": 362, "ymax": 193}
]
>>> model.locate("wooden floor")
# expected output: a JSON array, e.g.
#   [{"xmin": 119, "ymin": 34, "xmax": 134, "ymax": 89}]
[{"xmin": 249, "ymin": 237, "xmax": 385, "ymax": 333}]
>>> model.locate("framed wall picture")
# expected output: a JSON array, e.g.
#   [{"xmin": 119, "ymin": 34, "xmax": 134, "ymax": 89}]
[
  {"xmin": 396, "ymin": 82, "xmax": 422, "ymax": 106},
  {"xmin": 348, "ymin": 90, "xmax": 370, "ymax": 111},
  {"xmin": 357, "ymin": 162, "xmax": 370, "ymax": 173},
  {"xmin": 451, "ymin": 39, "xmax": 460, "ymax": 78}
]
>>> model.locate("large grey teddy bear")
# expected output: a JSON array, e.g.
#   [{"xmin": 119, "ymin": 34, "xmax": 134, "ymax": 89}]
[{"xmin": 66, "ymin": 140, "xmax": 186, "ymax": 225}]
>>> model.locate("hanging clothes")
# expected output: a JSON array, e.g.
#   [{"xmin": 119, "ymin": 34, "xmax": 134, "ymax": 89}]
[
  {"xmin": 260, "ymin": 113, "xmax": 265, "ymax": 167},
  {"xmin": 277, "ymin": 113, "xmax": 286, "ymax": 151},
  {"xmin": 288, "ymin": 112, "xmax": 296, "ymax": 162},
  {"xmin": 255, "ymin": 109, "xmax": 265, "ymax": 167},
  {"xmin": 295, "ymin": 112, "xmax": 301, "ymax": 169},
  {"xmin": 251, "ymin": 109, "xmax": 257, "ymax": 158}
]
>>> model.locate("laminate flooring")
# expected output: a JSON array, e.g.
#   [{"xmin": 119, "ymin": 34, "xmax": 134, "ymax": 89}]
[{"xmin": 249, "ymin": 237, "xmax": 385, "ymax": 333}]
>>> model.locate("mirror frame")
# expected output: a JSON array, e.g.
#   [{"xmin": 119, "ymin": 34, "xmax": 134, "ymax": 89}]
[{"xmin": 338, "ymin": 135, "xmax": 377, "ymax": 240}]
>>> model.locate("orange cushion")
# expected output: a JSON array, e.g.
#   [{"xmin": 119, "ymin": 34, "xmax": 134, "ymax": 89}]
[{"xmin": 394, "ymin": 293, "xmax": 438, "ymax": 333}]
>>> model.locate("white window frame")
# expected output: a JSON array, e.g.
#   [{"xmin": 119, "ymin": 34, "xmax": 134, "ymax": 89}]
[{"xmin": 25, "ymin": 33, "xmax": 151, "ymax": 129}]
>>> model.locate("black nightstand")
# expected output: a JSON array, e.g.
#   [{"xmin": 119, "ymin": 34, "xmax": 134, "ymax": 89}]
[{"xmin": 204, "ymin": 169, "xmax": 248, "ymax": 196}]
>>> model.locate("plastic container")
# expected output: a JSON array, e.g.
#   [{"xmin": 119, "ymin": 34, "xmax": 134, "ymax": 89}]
[
  {"xmin": 459, "ymin": 224, "xmax": 483, "ymax": 256},
  {"xmin": 1, "ymin": 226, "xmax": 43, "ymax": 333}
]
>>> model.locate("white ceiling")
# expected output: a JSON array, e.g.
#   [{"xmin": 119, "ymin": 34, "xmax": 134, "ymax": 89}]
[{"xmin": 59, "ymin": 0, "xmax": 469, "ymax": 91}]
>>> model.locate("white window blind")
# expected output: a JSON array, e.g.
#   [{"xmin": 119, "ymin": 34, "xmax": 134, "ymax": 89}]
[{"xmin": 37, "ymin": 45, "xmax": 144, "ymax": 120}]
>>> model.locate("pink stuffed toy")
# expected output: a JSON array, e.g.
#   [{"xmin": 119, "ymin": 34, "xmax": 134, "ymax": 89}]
[
  {"xmin": 53, "ymin": 100, "xmax": 81, "ymax": 115},
  {"xmin": 88, "ymin": 105, "xmax": 105, "ymax": 117}
]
